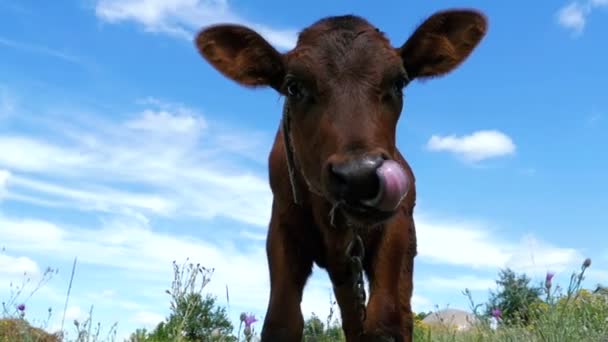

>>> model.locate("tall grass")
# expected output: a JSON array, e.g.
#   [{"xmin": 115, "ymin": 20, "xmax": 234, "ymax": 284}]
[
  {"xmin": 415, "ymin": 259, "xmax": 608, "ymax": 342},
  {"xmin": 1, "ymin": 252, "xmax": 606, "ymax": 342}
]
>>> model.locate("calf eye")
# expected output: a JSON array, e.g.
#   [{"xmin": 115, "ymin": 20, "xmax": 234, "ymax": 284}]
[
  {"xmin": 287, "ymin": 82, "xmax": 300, "ymax": 97},
  {"xmin": 286, "ymin": 79, "xmax": 305, "ymax": 100}
]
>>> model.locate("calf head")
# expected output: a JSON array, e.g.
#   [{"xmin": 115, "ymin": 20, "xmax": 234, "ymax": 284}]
[{"xmin": 195, "ymin": 9, "xmax": 487, "ymax": 226}]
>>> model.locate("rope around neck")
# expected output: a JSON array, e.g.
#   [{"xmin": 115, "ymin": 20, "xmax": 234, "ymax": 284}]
[{"xmin": 281, "ymin": 101, "xmax": 301, "ymax": 205}]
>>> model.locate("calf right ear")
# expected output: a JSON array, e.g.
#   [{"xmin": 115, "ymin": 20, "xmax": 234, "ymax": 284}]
[
  {"xmin": 399, "ymin": 9, "xmax": 488, "ymax": 80},
  {"xmin": 195, "ymin": 24, "xmax": 286, "ymax": 91}
]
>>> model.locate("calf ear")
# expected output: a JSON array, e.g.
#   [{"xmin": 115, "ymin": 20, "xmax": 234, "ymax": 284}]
[
  {"xmin": 399, "ymin": 9, "xmax": 488, "ymax": 80},
  {"xmin": 195, "ymin": 24, "xmax": 286, "ymax": 91}
]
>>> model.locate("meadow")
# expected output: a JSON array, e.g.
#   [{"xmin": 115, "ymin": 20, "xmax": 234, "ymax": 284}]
[{"xmin": 1, "ymin": 256, "xmax": 606, "ymax": 342}]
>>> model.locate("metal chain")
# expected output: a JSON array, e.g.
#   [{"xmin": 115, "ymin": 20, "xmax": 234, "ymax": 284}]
[{"xmin": 346, "ymin": 233, "xmax": 367, "ymax": 322}]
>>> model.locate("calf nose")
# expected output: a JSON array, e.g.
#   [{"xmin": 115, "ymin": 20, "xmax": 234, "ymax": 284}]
[{"xmin": 328, "ymin": 155, "xmax": 384, "ymax": 204}]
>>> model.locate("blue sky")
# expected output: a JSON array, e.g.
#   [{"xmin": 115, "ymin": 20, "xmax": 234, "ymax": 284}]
[{"xmin": 1, "ymin": 0, "xmax": 607, "ymax": 339}]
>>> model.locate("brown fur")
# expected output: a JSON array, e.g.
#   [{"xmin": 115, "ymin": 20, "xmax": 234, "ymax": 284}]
[{"xmin": 194, "ymin": 8, "xmax": 487, "ymax": 342}]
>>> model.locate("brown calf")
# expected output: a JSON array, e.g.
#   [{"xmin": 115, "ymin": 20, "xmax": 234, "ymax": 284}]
[{"xmin": 195, "ymin": 8, "xmax": 487, "ymax": 342}]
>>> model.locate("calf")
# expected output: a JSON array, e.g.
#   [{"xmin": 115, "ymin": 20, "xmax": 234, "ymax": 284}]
[{"xmin": 195, "ymin": 8, "xmax": 487, "ymax": 341}]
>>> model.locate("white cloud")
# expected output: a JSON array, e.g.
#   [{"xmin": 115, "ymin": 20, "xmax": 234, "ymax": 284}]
[
  {"xmin": 0, "ymin": 92, "xmax": 278, "ymax": 334},
  {"xmin": 415, "ymin": 213, "xmax": 583, "ymax": 274},
  {"xmin": 0, "ymin": 252, "xmax": 43, "ymax": 295},
  {"xmin": 0, "ymin": 211, "xmax": 336, "ymax": 332},
  {"xmin": 416, "ymin": 216, "xmax": 510, "ymax": 268},
  {"xmin": 0, "ymin": 136, "xmax": 95, "ymax": 174},
  {"xmin": 412, "ymin": 294, "xmax": 433, "ymax": 312},
  {"xmin": 587, "ymin": 268, "xmax": 608, "ymax": 285},
  {"xmin": 0, "ymin": 169, "xmax": 9, "ymax": 199},
  {"xmin": 556, "ymin": 0, "xmax": 608, "ymax": 35},
  {"xmin": 126, "ymin": 109, "xmax": 206, "ymax": 135},
  {"xmin": 94, "ymin": 0, "xmax": 298, "ymax": 50},
  {"xmin": 132, "ymin": 311, "xmax": 165, "ymax": 327},
  {"xmin": 0, "ymin": 253, "xmax": 40, "ymax": 277},
  {"xmin": 426, "ymin": 130, "xmax": 516, "ymax": 162},
  {"xmin": 557, "ymin": 2, "xmax": 588, "ymax": 34},
  {"xmin": 64, "ymin": 305, "xmax": 86, "ymax": 322},
  {"xmin": 8, "ymin": 175, "xmax": 176, "ymax": 216},
  {"xmin": 506, "ymin": 234, "xmax": 584, "ymax": 274},
  {"xmin": 239, "ymin": 229, "xmax": 266, "ymax": 241},
  {"xmin": 128, "ymin": 97, "xmax": 207, "ymax": 135},
  {"xmin": 420, "ymin": 275, "xmax": 496, "ymax": 292},
  {"xmin": 0, "ymin": 98, "xmax": 272, "ymax": 227}
]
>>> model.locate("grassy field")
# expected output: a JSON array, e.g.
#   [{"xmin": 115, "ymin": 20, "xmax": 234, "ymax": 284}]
[
  {"xmin": 413, "ymin": 288, "xmax": 608, "ymax": 342},
  {"xmin": 1, "ymin": 258, "xmax": 606, "ymax": 341}
]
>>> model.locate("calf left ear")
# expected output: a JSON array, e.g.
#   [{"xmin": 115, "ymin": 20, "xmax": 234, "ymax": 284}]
[
  {"xmin": 399, "ymin": 9, "xmax": 488, "ymax": 80},
  {"xmin": 195, "ymin": 24, "xmax": 286, "ymax": 91}
]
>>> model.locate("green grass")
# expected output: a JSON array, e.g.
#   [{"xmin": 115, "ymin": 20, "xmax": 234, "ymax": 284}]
[
  {"xmin": 1, "ymin": 253, "xmax": 606, "ymax": 341},
  {"xmin": 414, "ymin": 260, "xmax": 608, "ymax": 342},
  {"xmin": 413, "ymin": 288, "xmax": 608, "ymax": 342}
]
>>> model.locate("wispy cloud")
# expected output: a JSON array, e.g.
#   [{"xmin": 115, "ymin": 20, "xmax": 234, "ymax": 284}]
[
  {"xmin": 0, "ymin": 210, "xmax": 335, "ymax": 332},
  {"xmin": 126, "ymin": 98, "xmax": 207, "ymax": 134},
  {"xmin": 0, "ymin": 97, "xmax": 273, "ymax": 226},
  {"xmin": 132, "ymin": 311, "xmax": 165, "ymax": 326},
  {"xmin": 587, "ymin": 268, "xmax": 608, "ymax": 285},
  {"xmin": 556, "ymin": 0, "xmax": 608, "ymax": 35},
  {"xmin": 557, "ymin": 2, "xmax": 588, "ymax": 34},
  {"xmin": 412, "ymin": 294, "xmax": 433, "ymax": 312},
  {"xmin": 426, "ymin": 130, "xmax": 516, "ymax": 163},
  {"xmin": 0, "ymin": 169, "xmax": 9, "ymax": 200},
  {"xmin": 0, "ymin": 92, "xmax": 275, "ymax": 326},
  {"xmin": 416, "ymin": 213, "xmax": 583, "ymax": 274},
  {"xmin": 94, "ymin": 0, "xmax": 298, "ymax": 50},
  {"xmin": 419, "ymin": 275, "xmax": 496, "ymax": 292},
  {"xmin": 0, "ymin": 253, "xmax": 40, "ymax": 278},
  {"xmin": 0, "ymin": 249, "xmax": 44, "ymax": 294},
  {"xmin": 0, "ymin": 36, "xmax": 85, "ymax": 65}
]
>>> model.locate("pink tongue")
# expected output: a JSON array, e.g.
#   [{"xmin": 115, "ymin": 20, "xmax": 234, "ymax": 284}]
[{"xmin": 371, "ymin": 160, "xmax": 410, "ymax": 211}]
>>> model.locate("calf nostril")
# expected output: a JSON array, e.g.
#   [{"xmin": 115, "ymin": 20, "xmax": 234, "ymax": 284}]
[
  {"xmin": 327, "ymin": 156, "xmax": 384, "ymax": 203},
  {"xmin": 328, "ymin": 164, "xmax": 348, "ymax": 194}
]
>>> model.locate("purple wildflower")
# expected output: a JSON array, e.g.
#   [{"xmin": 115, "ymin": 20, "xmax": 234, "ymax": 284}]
[
  {"xmin": 17, "ymin": 304, "xmax": 25, "ymax": 312},
  {"xmin": 491, "ymin": 308, "xmax": 502, "ymax": 319},
  {"xmin": 545, "ymin": 271, "xmax": 555, "ymax": 289},
  {"xmin": 244, "ymin": 314, "xmax": 258, "ymax": 328}
]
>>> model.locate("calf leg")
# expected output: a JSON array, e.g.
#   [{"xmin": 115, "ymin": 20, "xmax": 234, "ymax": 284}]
[
  {"xmin": 261, "ymin": 204, "xmax": 314, "ymax": 342},
  {"xmin": 330, "ymin": 273, "xmax": 366, "ymax": 340},
  {"xmin": 398, "ymin": 217, "xmax": 417, "ymax": 339},
  {"xmin": 362, "ymin": 216, "xmax": 416, "ymax": 342}
]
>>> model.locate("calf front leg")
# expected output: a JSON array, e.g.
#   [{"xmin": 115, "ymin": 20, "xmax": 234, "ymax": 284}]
[
  {"xmin": 362, "ymin": 216, "xmax": 416, "ymax": 342},
  {"xmin": 329, "ymin": 269, "xmax": 366, "ymax": 341},
  {"xmin": 260, "ymin": 204, "xmax": 314, "ymax": 342}
]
